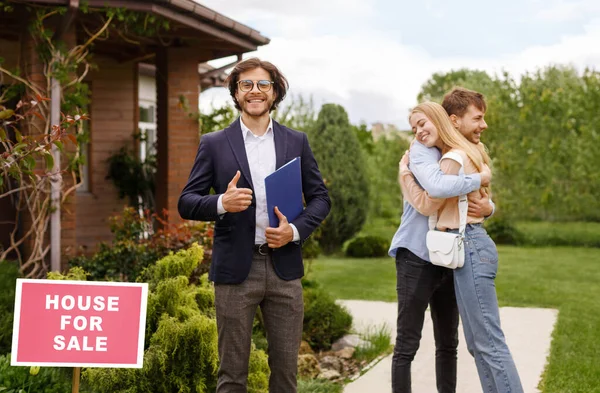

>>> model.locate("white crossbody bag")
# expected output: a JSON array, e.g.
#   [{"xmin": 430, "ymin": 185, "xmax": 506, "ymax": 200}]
[{"xmin": 425, "ymin": 152, "xmax": 468, "ymax": 269}]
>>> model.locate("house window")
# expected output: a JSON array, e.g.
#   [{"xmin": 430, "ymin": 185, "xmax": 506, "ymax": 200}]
[{"xmin": 138, "ymin": 101, "xmax": 156, "ymax": 162}]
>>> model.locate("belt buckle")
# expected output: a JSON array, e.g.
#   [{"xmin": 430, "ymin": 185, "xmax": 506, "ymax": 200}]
[{"xmin": 258, "ymin": 243, "xmax": 269, "ymax": 256}]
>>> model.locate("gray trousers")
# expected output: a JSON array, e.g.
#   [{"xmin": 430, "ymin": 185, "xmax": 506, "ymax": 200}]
[{"xmin": 215, "ymin": 251, "xmax": 304, "ymax": 393}]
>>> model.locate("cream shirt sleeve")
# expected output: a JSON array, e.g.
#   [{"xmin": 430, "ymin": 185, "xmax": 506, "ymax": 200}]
[{"xmin": 399, "ymin": 170, "xmax": 445, "ymax": 216}]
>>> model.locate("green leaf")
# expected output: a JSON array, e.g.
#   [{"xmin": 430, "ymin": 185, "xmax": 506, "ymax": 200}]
[
  {"xmin": 0, "ymin": 109, "xmax": 14, "ymax": 120},
  {"xmin": 24, "ymin": 155, "xmax": 36, "ymax": 171},
  {"xmin": 14, "ymin": 129, "xmax": 22, "ymax": 143},
  {"xmin": 44, "ymin": 152, "xmax": 54, "ymax": 171},
  {"xmin": 0, "ymin": 127, "xmax": 7, "ymax": 141},
  {"xmin": 53, "ymin": 140, "xmax": 64, "ymax": 152},
  {"xmin": 12, "ymin": 142, "xmax": 26, "ymax": 152},
  {"xmin": 0, "ymin": 175, "xmax": 4, "ymax": 190}
]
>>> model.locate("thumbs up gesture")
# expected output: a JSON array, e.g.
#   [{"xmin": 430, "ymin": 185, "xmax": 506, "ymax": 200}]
[
  {"xmin": 265, "ymin": 206, "xmax": 293, "ymax": 248},
  {"xmin": 222, "ymin": 171, "xmax": 253, "ymax": 213}
]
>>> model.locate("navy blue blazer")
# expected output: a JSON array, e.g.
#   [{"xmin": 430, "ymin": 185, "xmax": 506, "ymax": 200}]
[{"xmin": 178, "ymin": 119, "xmax": 331, "ymax": 284}]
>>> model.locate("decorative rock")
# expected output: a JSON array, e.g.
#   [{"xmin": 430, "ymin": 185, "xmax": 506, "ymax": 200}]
[
  {"xmin": 297, "ymin": 354, "xmax": 320, "ymax": 379},
  {"xmin": 319, "ymin": 355, "xmax": 344, "ymax": 373},
  {"xmin": 335, "ymin": 347, "xmax": 355, "ymax": 359},
  {"xmin": 299, "ymin": 340, "xmax": 314, "ymax": 355},
  {"xmin": 331, "ymin": 334, "xmax": 368, "ymax": 351},
  {"xmin": 317, "ymin": 369, "xmax": 341, "ymax": 380}
]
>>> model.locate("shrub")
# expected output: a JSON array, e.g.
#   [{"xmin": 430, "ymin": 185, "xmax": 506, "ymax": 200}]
[
  {"xmin": 69, "ymin": 207, "xmax": 214, "ymax": 282},
  {"xmin": 0, "ymin": 261, "xmax": 19, "ymax": 355},
  {"xmin": 308, "ymin": 104, "xmax": 369, "ymax": 253},
  {"xmin": 345, "ymin": 235, "xmax": 390, "ymax": 258},
  {"xmin": 303, "ymin": 285, "xmax": 352, "ymax": 351},
  {"xmin": 0, "ymin": 354, "xmax": 72, "ymax": 393},
  {"xmin": 83, "ymin": 244, "xmax": 269, "ymax": 393},
  {"xmin": 485, "ymin": 216, "xmax": 524, "ymax": 245}
]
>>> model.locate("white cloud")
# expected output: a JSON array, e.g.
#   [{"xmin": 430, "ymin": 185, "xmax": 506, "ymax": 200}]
[
  {"xmin": 198, "ymin": 0, "xmax": 374, "ymax": 36},
  {"xmin": 483, "ymin": 18, "xmax": 600, "ymax": 77},
  {"xmin": 199, "ymin": 1, "xmax": 600, "ymax": 130},
  {"xmin": 198, "ymin": 0, "xmax": 372, "ymax": 17},
  {"xmin": 535, "ymin": 0, "xmax": 600, "ymax": 22}
]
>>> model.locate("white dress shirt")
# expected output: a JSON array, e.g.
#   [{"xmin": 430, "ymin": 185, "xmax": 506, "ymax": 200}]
[{"xmin": 217, "ymin": 117, "xmax": 300, "ymax": 244}]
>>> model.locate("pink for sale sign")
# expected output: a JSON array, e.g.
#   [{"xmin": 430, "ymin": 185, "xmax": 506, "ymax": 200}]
[{"xmin": 11, "ymin": 279, "xmax": 148, "ymax": 368}]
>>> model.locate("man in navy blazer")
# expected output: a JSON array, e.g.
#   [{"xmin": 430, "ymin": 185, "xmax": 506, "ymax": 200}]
[{"xmin": 178, "ymin": 58, "xmax": 330, "ymax": 393}]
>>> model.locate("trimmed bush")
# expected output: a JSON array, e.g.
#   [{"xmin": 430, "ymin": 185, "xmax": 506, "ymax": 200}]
[
  {"xmin": 346, "ymin": 235, "xmax": 390, "ymax": 258},
  {"xmin": 303, "ymin": 285, "xmax": 352, "ymax": 351}
]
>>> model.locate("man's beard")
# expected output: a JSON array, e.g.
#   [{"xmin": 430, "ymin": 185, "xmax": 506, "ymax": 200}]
[{"xmin": 240, "ymin": 96, "xmax": 273, "ymax": 118}]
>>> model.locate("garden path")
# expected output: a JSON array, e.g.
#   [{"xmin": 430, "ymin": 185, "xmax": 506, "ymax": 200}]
[{"xmin": 340, "ymin": 300, "xmax": 558, "ymax": 393}]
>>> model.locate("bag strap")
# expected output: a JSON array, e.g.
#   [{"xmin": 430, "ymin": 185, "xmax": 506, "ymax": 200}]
[{"xmin": 428, "ymin": 151, "xmax": 468, "ymax": 236}]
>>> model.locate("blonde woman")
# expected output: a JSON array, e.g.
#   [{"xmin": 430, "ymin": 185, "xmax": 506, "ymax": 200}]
[{"xmin": 400, "ymin": 95, "xmax": 523, "ymax": 393}]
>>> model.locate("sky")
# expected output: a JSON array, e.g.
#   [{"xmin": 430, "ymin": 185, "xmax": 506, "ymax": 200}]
[{"xmin": 197, "ymin": 0, "xmax": 600, "ymax": 129}]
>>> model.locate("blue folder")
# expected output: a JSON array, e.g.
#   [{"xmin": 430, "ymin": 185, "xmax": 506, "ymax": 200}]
[{"xmin": 264, "ymin": 157, "xmax": 303, "ymax": 227}]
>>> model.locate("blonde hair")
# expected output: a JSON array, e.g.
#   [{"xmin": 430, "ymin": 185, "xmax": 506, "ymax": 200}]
[{"xmin": 409, "ymin": 101, "xmax": 490, "ymax": 171}]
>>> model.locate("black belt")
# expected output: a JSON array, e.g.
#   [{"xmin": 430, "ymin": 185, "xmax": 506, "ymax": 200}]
[{"xmin": 253, "ymin": 243, "xmax": 271, "ymax": 255}]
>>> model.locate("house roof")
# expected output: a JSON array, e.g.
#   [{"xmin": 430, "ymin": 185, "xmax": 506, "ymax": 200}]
[
  {"xmin": 15, "ymin": 0, "xmax": 269, "ymax": 52},
  {"xmin": 139, "ymin": 59, "xmax": 234, "ymax": 90}
]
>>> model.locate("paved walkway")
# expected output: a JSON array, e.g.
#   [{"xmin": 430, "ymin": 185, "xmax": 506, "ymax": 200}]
[{"xmin": 340, "ymin": 300, "xmax": 558, "ymax": 393}]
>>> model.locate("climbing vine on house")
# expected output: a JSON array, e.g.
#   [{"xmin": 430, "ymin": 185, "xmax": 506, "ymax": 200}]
[{"xmin": 0, "ymin": 1, "xmax": 171, "ymax": 276}]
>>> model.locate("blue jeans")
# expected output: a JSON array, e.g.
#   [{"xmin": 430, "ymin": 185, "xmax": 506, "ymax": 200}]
[{"xmin": 453, "ymin": 224, "xmax": 523, "ymax": 393}]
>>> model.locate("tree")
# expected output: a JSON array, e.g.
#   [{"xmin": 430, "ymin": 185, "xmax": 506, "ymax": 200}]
[
  {"xmin": 417, "ymin": 66, "xmax": 600, "ymax": 222},
  {"xmin": 352, "ymin": 122, "xmax": 375, "ymax": 154},
  {"xmin": 273, "ymin": 94, "xmax": 317, "ymax": 132},
  {"xmin": 307, "ymin": 104, "xmax": 369, "ymax": 253},
  {"xmin": 417, "ymin": 69, "xmax": 495, "ymax": 103},
  {"xmin": 366, "ymin": 135, "xmax": 410, "ymax": 220}
]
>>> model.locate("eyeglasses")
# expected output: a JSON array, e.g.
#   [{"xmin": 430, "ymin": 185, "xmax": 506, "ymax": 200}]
[{"xmin": 237, "ymin": 79, "xmax": 274, "ymax": 92}]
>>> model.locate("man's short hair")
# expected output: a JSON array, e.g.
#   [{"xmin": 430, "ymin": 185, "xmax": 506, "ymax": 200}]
[
  {"xmin": 224, "ymin": 57, "xmax": 288, "ymax": 112},
  {"xmin": 442, "ymin": 87, "xmax": 487, "ymax": 117}
]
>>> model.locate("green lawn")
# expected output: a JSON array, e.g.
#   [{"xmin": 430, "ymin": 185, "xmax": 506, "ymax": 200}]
[{"xmin": 308, "ymin": 246, "xmax": 600, "ymax": 393}]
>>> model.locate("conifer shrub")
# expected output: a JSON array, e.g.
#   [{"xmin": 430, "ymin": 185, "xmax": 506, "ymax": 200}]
[{"xmin": 84, "ymin": 244, "xmax": 269, "ymax": 393}]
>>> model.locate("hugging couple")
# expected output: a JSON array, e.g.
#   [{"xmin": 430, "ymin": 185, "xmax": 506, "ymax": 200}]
[{"xmin": 389, "ymin": 87, "xmax": 524, "ymax": 393}]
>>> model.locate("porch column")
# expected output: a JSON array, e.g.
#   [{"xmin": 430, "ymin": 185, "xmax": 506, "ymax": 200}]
[{"xmin": 155, "ymin": 47, "xmax": 202, "ymax": 222}]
